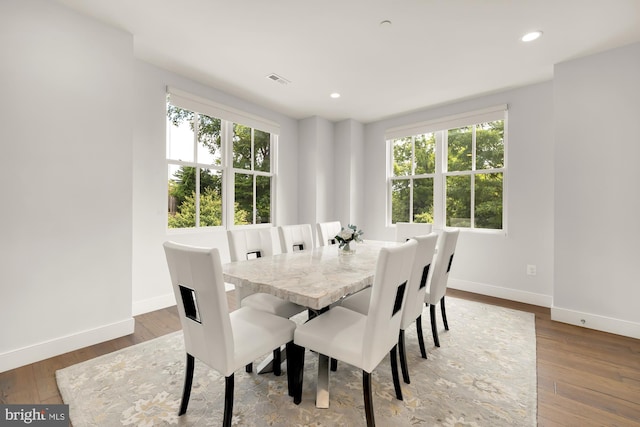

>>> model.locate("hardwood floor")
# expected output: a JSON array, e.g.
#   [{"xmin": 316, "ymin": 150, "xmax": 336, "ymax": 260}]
[{"xmin": 1, "ymin": 289, "xmax": 639, "ymax": 426}]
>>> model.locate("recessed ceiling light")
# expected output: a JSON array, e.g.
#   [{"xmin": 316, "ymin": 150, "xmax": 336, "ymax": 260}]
[
  {"xmin": 380, "ymin": 20, "xmax": 392, "ymax": 27},
  {"xmin": 330, "ymin": 93, "xmax": 341, "ymax": 99},
  {"xmin": 521, "ymin": 31, "xmax": 543, "ymax": 42}
]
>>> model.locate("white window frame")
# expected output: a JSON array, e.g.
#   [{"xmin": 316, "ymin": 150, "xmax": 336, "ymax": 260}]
[
  {"xmin": 386, "ymin": 105, "xmax": 508, "ymax": 233},
  {"xmin": 167, "ymin": 87, "xmax": 278, "ymax": 230}
]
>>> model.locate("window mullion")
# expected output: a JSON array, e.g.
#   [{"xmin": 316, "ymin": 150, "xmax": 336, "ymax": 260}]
[
  {"xmin": 470, "ymin": 174, "xmax": 475, "ymax": 229},
  {"xmin": 270, "ymin": 134, "xmax": 277, "ymax": 225},
  {"xmin": 223, "ymin": 121, "xmax": 234, "ymax": 227},
  {"xmin": 410, "ymin": 136, "xmax": 416, "ymax": 222},
  {"xmin": 194, "ymin": 114, "xmax": 200, "ymax": 228},
  {"xmin": 251, "ymin": 129, "xmax": 256, "ymax": 224},
  {"xmin": 433, "ymin": 131, "xmax": 445, "ymax": 229},
  {"xmin": 253, "ymin": 174, "xmax": 257, "ymax": 224},
  {"xmin": 471, "ymin": 125, "xmax": 476, "ymax": 229}
]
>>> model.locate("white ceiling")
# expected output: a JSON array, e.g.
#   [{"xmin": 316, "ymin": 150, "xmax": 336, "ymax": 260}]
[{"xmin": 56, "ymin": 0, "xmax": 640, "ymax": 123}]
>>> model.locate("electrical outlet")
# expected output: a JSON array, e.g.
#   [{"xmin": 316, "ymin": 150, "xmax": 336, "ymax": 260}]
[{"xmin": 526, "ymin": 264, "xmax": 537, "ymax": 276}]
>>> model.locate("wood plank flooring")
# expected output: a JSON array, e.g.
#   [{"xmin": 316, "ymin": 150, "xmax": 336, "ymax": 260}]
[{"xmin": 1, "ymin": 289, "xmax": 638, "ymax": 426}]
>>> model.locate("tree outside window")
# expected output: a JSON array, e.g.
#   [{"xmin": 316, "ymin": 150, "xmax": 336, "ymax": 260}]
[
  {"xmin": 446, "ymin": 121, "xmax": 504, "ymax": 229},
  {"xmin": 232, "ymin": 124, "xmax": 271, "ymax": 225},
  {"xmin": 167, "ymin": 105, "xmax": 224, "ymax": 228},
  {"xmin": 389, "ymin": 115, "xmax": 505, "ymax": 231},
  {"xmin": 166, "ymin": 98, "xmax": 273, "ymax": 229},
  {"xmin": 391, "ymin": 133, "xmax": 435, "ymax": 224}
]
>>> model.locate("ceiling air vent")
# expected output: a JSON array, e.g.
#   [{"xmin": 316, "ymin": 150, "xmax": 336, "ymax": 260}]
[{"xmin": 266, "ymin": 73, "xmax": 290, "ymax": 85}]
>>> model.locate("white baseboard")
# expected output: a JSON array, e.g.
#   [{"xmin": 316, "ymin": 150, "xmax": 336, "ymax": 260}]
[
  {"xmin": 448, "ymin": 278, "xmax": 553, "ymax": 308},
  {"xmin": 0, "ymin": 318, "xmax": 135, "ymax": 373},
  {"xmin": 551, "ymin": 307, "xmax": 640, "ymax": 339},
  {"xmin": 132, "ymin": 293, "xmax": 176, "ymax": 316}
]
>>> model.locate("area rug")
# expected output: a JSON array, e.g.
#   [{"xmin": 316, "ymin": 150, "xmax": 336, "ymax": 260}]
[{"xmin": 56, "ymin": 298, "xmax": 537, "ymax": 426}]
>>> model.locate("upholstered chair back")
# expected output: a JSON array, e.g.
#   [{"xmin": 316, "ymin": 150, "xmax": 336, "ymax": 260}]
[
  {"xmin": 163, "ymin": 241, "xmax": 235, "ymax": 376},
  {"xmin": 227, "ymin": 227, "xmax": 276, "ymax": 262},
  {"xmin": 401, "ymin": 234, "xmax": 438, "ymax": 329},
  {"xmin": 361, "ymin": 239, "xmax": 417, "ymax": 372},
  {"xmin": 278, "ymin": 224, "xmax": 314, "ymax": 253},
  {"xmin": 426, "ymin": 229, "xmax": 460, "ymax": 304},
  {"xmin": 316, "ymin": 221, "xmax": 342, "ymax": 246}
]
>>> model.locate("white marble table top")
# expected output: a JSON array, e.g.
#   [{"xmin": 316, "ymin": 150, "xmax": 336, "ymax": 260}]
[{"xmin": 222, "ymin": 240, "xmax": 400, "ymax": 310}]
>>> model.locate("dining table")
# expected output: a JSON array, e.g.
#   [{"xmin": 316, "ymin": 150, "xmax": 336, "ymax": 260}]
[{"xmin": 222, "ymin": 239, "xmax": 399, "ymax": 408}]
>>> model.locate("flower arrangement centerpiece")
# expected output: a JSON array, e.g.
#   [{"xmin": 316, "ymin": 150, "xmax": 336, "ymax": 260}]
[{"xmin": 335, "ymin": 224, "xmax": 364, "ymax": 254}]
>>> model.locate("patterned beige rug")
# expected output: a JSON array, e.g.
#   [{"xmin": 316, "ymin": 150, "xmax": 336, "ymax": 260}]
[{"xmin": 56, "ymin": 298, "xmax": 536, "ymax": 426}]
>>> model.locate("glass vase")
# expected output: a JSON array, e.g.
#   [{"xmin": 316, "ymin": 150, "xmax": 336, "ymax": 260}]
[{"xmin": 340, "ymin": 242, "xmax": 355, "ymax": 255}]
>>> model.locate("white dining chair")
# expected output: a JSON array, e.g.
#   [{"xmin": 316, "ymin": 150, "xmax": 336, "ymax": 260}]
[
  {"xmin": 340, "ymin": 233, "xmax": 438, "ymax": 384},
  {"xmin": 316, "ymin": 221, "xmax": 342, "ymax": 246},
  {"xmin": 289, "ymin": 239, "xmax": 418, "ymax": 427},
  {"xmin": 227, "ymin": 228, "xmax": 305, "ymax": 320},
  {"xmin": 163, "ymin": 241, "xmax": 297, "ymax": 427},
  {"xmin": 395, "ymin": 221, "xmax": 433, "ymax": 242},
  {"xmin": 425, "ymin": 229, "xmax": 460, "ymax": 347},
  {"xmin": 278, "ymin": 224, "xmax": 315, "ymax": 253}
]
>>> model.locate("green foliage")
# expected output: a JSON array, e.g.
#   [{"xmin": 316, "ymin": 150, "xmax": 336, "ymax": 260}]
[
  {"xmin": 391, "ymin": 133, "xmax": 436, "ymax": 224},
  {"xmin": 169, "ymin": 166, "xmax": 221, "ymax": 209},
  {"xmin": 168, "ymin": 188, "xmax": 251, "ymax": 228},
  {"xmin": 167, "ymin": 99, "xmax": 271, "ymax": 228},
  {"xmin": 168, "ymin": 189, "xmax": 221, "ymax": 228},
  {"xmin": 167, "ymin": 104, "xmax": 221, "ymax": 163},
  {"xmin": 391, "ymin": 121, "xmax": 504, "ymax": 229}
]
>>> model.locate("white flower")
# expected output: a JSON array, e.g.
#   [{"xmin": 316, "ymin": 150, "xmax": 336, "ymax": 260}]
[
  {"xmin": 338, "ymin": 229, "xmax": 354, "ymax": 240},
  {"xmin": 335, "ymin": 224, "xmax": 364, "ymax": 248}
]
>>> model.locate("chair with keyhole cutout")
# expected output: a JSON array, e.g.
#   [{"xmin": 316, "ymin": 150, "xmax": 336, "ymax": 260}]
[
  {"xmin": 227, "ymin": 228, "xmax": 305, "ymax": 319},
  {"xmin": 316, "ymin": 221, "xmax": 342, "ymax": 246},
  {"xmin": 340, "ymin": 233, "xmax": 438, "ymax": 384},
  {"xmin": 424, "ymin": 229, "xmax": 459, "ymax": 347},
  {"xmin": 278, "ymin": 224, "xmax": 315, "ymax": 253},
  {"xmin": 289, "ymin": 239, "xmax": 418, "ymax": 427},
  {"xmin": 163, "ymin": 241, "xmax": 297, "ymax": 427}
]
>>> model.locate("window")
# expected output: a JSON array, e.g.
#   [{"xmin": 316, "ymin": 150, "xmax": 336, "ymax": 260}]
[
  {"xmin": 232, "ymin": 124, "xmax": 272, "ymax": 225},
  {"xmin": 167, "ymin": 106, "xmax": 223, "ymax": 228},
  {"xmin": 390, "ymin": 133, "xmax": 436, "ymax": 223},
  {"xmin": 387, "ymin": 106, "xmax": 506, "ymax": 231},
  {"xmin": 166, "ymin": 88, "xmax": 278, "ymax": 229},
  {"xmin": 446, "ymin": 121, "xmax": 504, "ymax": 229}
]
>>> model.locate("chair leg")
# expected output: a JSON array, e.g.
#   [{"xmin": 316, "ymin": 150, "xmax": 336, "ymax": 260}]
[
  {"xmin": 398, "ymin": 330, "xmax": 410, "ymax": 384},
  {"xmin": 430, "ymin": 304, "xmax": 440, "ymax": 347},
  {"xmin": 290, "ymin": 343, "xmax": 305, "ymax": 404},
  {"xmin": 441, "ymin": 296, "xmax": 449, "ymax": 330},
  {"xmin": 285, "ymin": 342, "xmax": 296, "ymax": 397},
  {"xmin": 363, "ymin": 371, "xmax": 375, "ymax": 427},
  {"xmin": 245, "ymin": 363, "xmax": 252, "ymax": 373},
  {"xmin": 390, "ymin": 344, "xmax": 403, "ymax": 400},
  {"xmin": 223, "ymin": 374, "xmax": 234, "ymax": 427},
  {"xmin": 273, "ymin": 347, "xmax": 282, "ymax": 376},
  {"xmin": 178, "ymin": 353, "xmax": 194, "ymax": 416},
  {"xmin": 416, "ymin": 314, "xmax": 427, "ymax": 359}
]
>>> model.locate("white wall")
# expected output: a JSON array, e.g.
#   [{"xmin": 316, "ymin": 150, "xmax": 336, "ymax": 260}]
[
  {"xmin": 132, "ymin": 61, "xmax": 300, "ymax": 315},
  {"xmin": 297, "ymin": 117, "xmax": 366, "ymax": 243},
  {"xmin": 553, "ymin": 43, "xmax": 640, "ymax": 338},
  {"xmin": 0, "ymin": 0, "xmax": 302, "ymax": 371},
  {"xmin": 0, "ymin": 0, "xmax": 134, "ymax": 371},
  {"xmin": 363, "ymin": 82, "xmax": 555, "ymax": 307},
  {"xmin": 297, "ymin": 116, "xmax": 336, "ymax": 229},
  {"xmin": 335, "ymin": 119, "xmax": 365, "ymax": 226}
]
